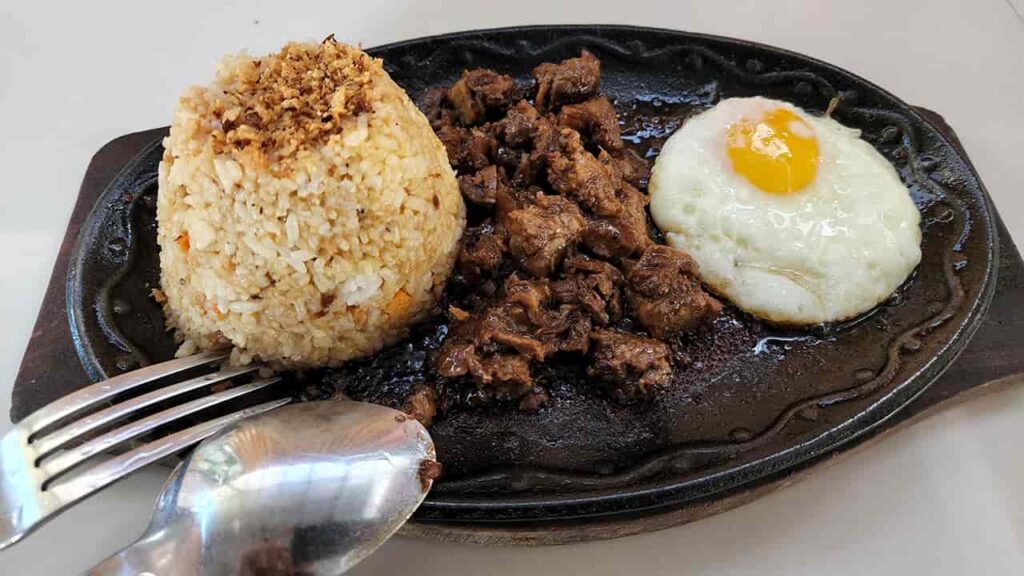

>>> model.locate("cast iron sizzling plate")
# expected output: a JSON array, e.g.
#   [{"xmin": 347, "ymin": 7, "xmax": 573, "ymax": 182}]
[{"xmin": 66, "ymin": 26, "xmax": 997, "ymax": 525}]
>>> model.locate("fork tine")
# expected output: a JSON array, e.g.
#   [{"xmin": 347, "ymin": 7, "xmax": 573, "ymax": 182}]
[
  {"xmin": 32, "ymin": 363, "xmax": 258, "ymax": 458},
  {"xmin": 21, "ymin": 351, "xmax": 229, "ymax": 434},
  {"xmin": 46, "ymin": 398, "xmax": 291, "ymax": 508},
  {"xmin": 39, "ymin": 377, "xmax": 282, "ymax": 481}
]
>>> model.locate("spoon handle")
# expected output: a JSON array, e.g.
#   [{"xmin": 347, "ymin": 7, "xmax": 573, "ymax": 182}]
[{"xmin": 86, "ymin": 528, "xmax": 199, "ymax": 576}]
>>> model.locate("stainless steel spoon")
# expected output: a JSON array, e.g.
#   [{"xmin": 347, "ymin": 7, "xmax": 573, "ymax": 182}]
[{"xmin": 87, "ymin": 400, "xmax": 437, "ymax": 576}]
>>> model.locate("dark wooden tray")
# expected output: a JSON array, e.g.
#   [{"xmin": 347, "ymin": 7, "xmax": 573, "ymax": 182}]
[{"xmin": 12, "ymin": 115, "xmax": 1023, "ymax": 546}]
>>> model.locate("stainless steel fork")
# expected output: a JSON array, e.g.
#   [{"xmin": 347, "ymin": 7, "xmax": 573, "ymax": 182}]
[{"xmin": 0, "ymin": 351, "xmax": 290, "ymax": 550}]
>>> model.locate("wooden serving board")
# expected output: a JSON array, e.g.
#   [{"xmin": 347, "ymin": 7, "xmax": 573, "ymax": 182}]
[{"xmin": 11, "ymin": 109, "xmax": 1024, "ymax": 545}]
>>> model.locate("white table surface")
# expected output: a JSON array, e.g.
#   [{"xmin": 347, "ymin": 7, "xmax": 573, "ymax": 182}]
[{"xmin": 2, "ymin": 1, "xmax": 1024, "ymax": 573}]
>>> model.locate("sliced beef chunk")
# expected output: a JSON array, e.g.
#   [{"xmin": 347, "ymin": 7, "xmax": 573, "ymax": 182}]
[
  {"xmin": 509, "ymin": 154, "xmax": 540, "ymax": 188},
  {"xmin": 493, "ymin": 145, "xmax": 522, "ymax": 171},
  {"xmin": 421, "ymin": 86, "xmax": 456, "ymax": 131},
  {"xmin": 551, "ymin": 255, "xmax": 624, "ymax": 326},
  {"xmin": 447, "ymin": 69, "xmax": 516, "ymax": 125},
  {"xmin": 532, "ymin": 306, "xmax": 591, "ymax": 356},
  {"xmin": 458, "ymin": 165, "xmax": 504, "ymax": 206},
  {"xmin": 436, "ymin": 279, "xmax": 547, "ymax": 397},
  {"xmin": 502, "ymin": 193, "xmax": 586, "ymax": 277},
  {"xmin": 501, "ymin": 275, "xmax": 551, "ymax": 324},
  {"xmin": 494, "ymin": 184, "xmax": 543, "ymax": 222},
  {"xmin": 504, "ymin": 111, "xmax": 559, "ymax": 187},
  {"xmin": 403, "ymin": 384, "xmax": 438, "ymax": 426},
  {"xmin": 588, "ymin": 329, "xmax": 673, "ymax": 402},
  {"xmin": 458, "ymin": 221, "xmax": 506, "ymax": 285},
  {"xmin": 499, "ymin": 100, "xmax": 542, "ymax": 148},
  {"xmin": 546, "ymin": 129, "xmax": 622, "ymax": 216},
  {"xmin": 473, "ymin": 354, "xmax": 533, "ymax": 396},
  {"xmin": 435, "ymin": 341, "xmax": 534, "ymax": 398},
  {"xmin": 437, "ymin": 125, "xmax": 496, "ymax": 173},
  {"xmin": 533, "ymin": 50, "xmax": 601, "ymax": 112},
  {"xmin": 530, "ymin": 112, "xmax": 560, "ymax": 155},
  {"xmin": 546, "ymin": 129, "xmax": 651, "ymax": 259},
  {"xmin": 480, "ymin": 310, "xmax": 547, "ymax": 359},
  {"xmin": 599, "ymin": 148, "xmax": 651, "ymax": 190},
  {"xmin": 625, "ymin": 245, "xmax": 722, "ymax": 338},
  {"xmin": 434, "ymin": 275, "xmax": 594, "ymax": 398},
  {"xmin": 434, "ymin": 277, "xmax": 552, "ymax": 384},
  {"xmin": 581, "ymin": 181, "xmax": 651, "ymax": 259},
  {"xmin": 495, "ymin": 276, "xmax": 593, "ymax": 356},
  {"xmin": 558, "ymin": 96, "xmax": 624, "ymax": 153}
]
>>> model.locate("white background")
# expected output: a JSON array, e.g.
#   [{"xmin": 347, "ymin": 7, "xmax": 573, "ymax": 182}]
[{"xmin": 2, "ymin": 1, "xmax": 1024, "ymax": 574}]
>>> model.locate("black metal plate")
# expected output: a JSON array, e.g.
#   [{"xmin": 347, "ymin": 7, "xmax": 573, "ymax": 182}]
[{"xmin": 66, "ymin": 26, "xmax": 997, "ymax": 524}]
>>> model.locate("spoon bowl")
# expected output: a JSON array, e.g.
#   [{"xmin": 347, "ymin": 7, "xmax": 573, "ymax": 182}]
[{"xmin": 89, "ymin": 400, "xmax": 436, "ymax": 576}]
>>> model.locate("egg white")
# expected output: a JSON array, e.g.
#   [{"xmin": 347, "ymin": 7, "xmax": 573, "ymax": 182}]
[{"xmin": 649, "ymin": 97, "xmax": 922, "ymax": 325}]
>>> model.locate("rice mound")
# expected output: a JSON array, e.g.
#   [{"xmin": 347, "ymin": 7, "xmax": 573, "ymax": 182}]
[{"xmin": 157, "ymin": 39, "xmax": 465, "ymax": 367}]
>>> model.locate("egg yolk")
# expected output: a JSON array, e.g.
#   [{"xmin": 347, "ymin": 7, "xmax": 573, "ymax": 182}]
[{"xmin": 726, "ymin": 108, "xmax": 819, "ymax": 194}]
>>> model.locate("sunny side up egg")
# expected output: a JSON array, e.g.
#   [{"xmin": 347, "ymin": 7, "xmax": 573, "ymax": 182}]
[{"xmin": 649, "ymin": 97, "xmax": 922, "ymax": 325}]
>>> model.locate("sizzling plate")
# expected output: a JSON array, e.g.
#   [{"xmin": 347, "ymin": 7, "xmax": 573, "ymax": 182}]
[{"xmin": 66, "ymin": 26, "xmax": 997, "ymax": 525}]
